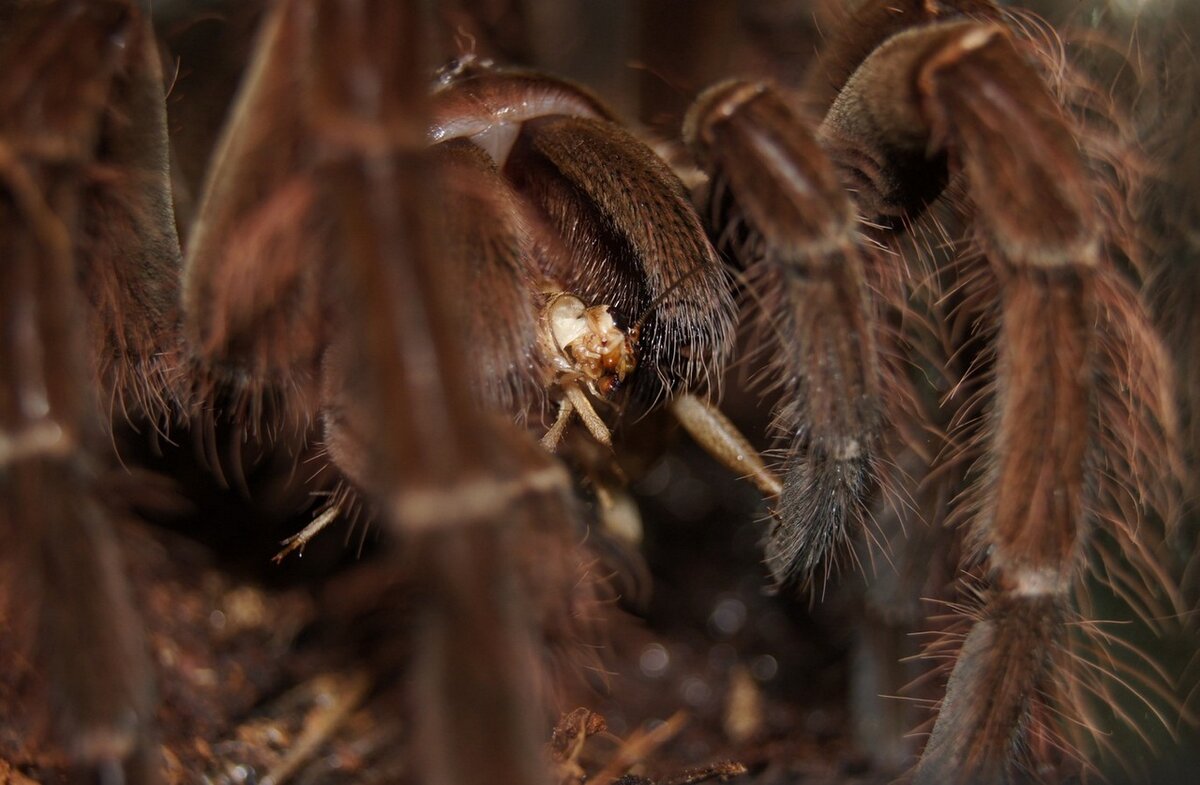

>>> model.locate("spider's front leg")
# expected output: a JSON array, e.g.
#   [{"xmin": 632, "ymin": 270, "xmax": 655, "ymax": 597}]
[
  {"xmin": 820, "ymin": 14, "xmax": 1179, "ymax": 783},
  {"xmin": 684, "ymin": 80, "xmax": 904, "ymax": 589},
  {"xmin": 1, "ymin": 0, "xmax": 181, "ymax": 780}
]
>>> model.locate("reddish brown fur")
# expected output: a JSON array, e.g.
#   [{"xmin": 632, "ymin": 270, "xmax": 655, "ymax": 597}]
[
  {"xmin": 504, "ymin": 111, "xmax": 735, "ymax": 399},
  {"xmin": 685, "ymin": 81, "xmax": 890, "ymax": 586},
  {"xmin": 3, "ymin": 2, "xmax": 1188, "ymax": 783},
  {"xmin": 980, "ymin": 272, "xmax": 1091, "ymax": 586},
  {"xmin": 183, "ymin": 0, "xmax": 328, "ymax": 432},
  {"xmin": 0, "ymin": 1, "xmax": 168, "ymax": 779},
  {"xmin": 79, "ymin": 21, "xmax": 183, "ymax": 426},
  {"xmin": 184, "ymin": 3, "xmax": 594, "ymax": 784},
  {"xmin": 434, "ymin": 140, "xmax": 545, "ymax": 414},
  {"xmin": 915, "ymin": 595, "xmax": 1066, "ymax": 784},
  {"xmin": 428, "ymin": 63, "xmax": 736, "ymax": 408},
  {"xmin": 815, "ymin": 6, "xmax": 1181, "ymax": 781},
  {"xmin": 802, "ymin": 0, "xmax": 1002, "ymax": 116}
]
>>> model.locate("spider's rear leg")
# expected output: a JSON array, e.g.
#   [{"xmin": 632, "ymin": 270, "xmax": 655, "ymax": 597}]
[
  {"xmin": 685, "ymin": 81, "xmax": 898, "ymax": 588},
  {"xmin": 1, "ymin": 1, "xmax": 178, "ymax": 780},
  {"xmin": 304, "ymin": 3, "xmax": 583, "ymax": 783},
  {"xmin": 821, "ymin": 19, "xmax": 1179, "ymax": 782}
]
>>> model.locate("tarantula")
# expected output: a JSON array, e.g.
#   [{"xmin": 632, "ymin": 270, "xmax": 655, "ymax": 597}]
[{"xmin": 1, "ymin": 0, "xmax": 1195, "ymax": 784}]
